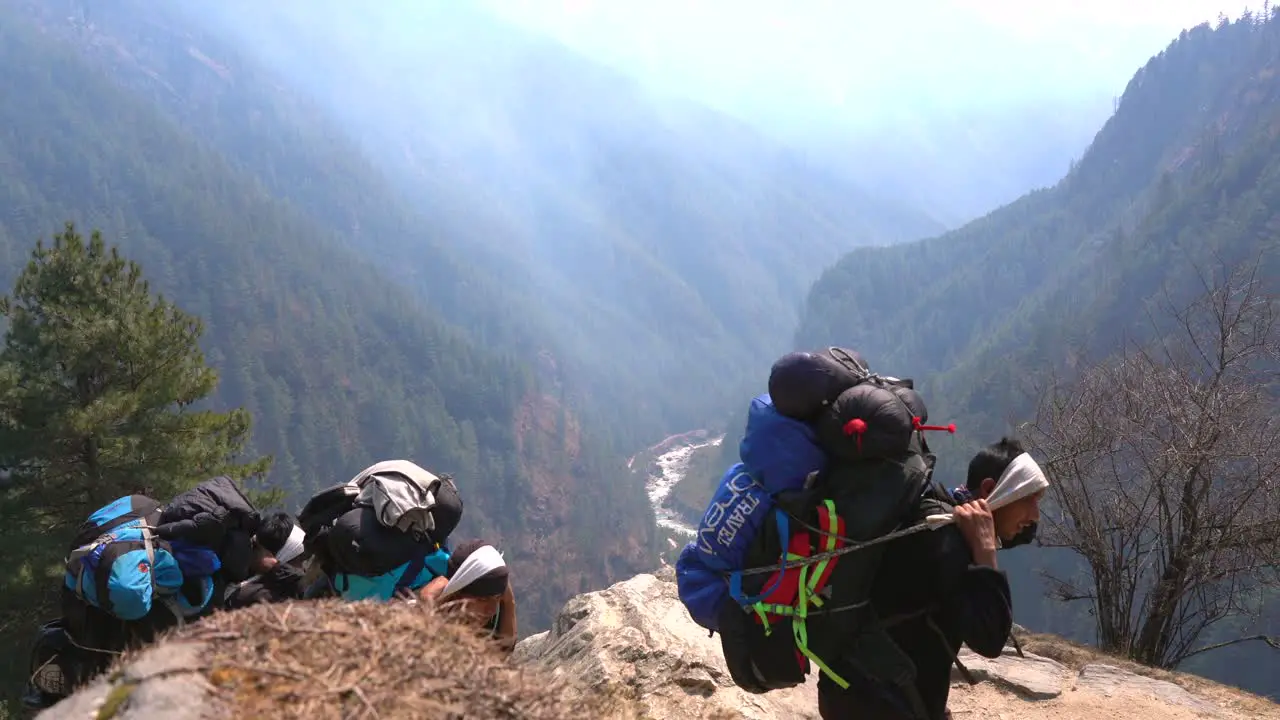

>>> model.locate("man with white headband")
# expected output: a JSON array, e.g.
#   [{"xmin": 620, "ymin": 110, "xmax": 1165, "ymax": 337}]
[
  {"xmin": 224, "ymin": 512, "xmax": 310, "ymax": 609},
  {"xmin": 819, "ymin": 437, "xmax": 1049, "ymax": 720},
  {"xmin": 947, "ymin": 441, "xmax": 1047, "ymax": 551},
  {"xmin": 419, "ymin": 539, "xmax": 518, "ymax": 652}
]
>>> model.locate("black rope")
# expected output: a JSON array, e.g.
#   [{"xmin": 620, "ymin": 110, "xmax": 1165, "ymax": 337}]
[
  {"xmin": 736, "ymin": 519, "xmax": 940, "ymax": 575},
  {"xmin": 731, "ymin": 465, "xmax": 950, "ymax": 577}
]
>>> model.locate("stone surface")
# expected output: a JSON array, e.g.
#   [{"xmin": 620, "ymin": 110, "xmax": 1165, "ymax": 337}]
[
  {"xmin": 514, "ymin": 570, "xmax": 821, "ymax": 720},
  {"xmin": 38, "ymin": 641, "xmax": 216, "ymax": 720},
  {"xmin": 38, "ymin": 571, "xmax": 1274, "ymax": 719},
  {"xmin": 954, "ymin": 646, "xmax": 1072, "ymax": 700},
  {"xmin": 516, "ymin": 571, "xmax": 1270, "ymax": 720},
  {"xmin": 1078, "ymin": 663, "xmax": 1224, "ymax": 716}
]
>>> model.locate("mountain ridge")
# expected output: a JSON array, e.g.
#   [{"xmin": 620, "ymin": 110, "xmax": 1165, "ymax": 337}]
[
  {"xmin": 794, "ymin": 12, "xmax": 1280, "ymax": 699},
  {"xmin": 162, "ymin": 0, "xmax": 943, "ymax": 443}
]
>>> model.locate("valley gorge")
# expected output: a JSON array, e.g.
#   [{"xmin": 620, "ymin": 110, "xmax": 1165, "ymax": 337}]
[{"xmin": 2, "ymin": 1, "xmax": 1279, "ymax": 717}]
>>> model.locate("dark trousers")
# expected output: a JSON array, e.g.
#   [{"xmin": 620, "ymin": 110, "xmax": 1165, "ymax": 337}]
[{"xmin": 817, "ymin": 678, "xmax": 953, "ymax": 720}]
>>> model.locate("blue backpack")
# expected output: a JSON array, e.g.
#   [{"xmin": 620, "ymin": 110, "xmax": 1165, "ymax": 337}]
[
  {"xmin": 330, "ymin": 547, "xmax": 452, "ymax": 602},
  {"xmin": 64, "ymin": 495, "xmax": 186, "ymax": 622},
  {"xmin": 676, "ymin": 394, "xmax": 828, "ymax": 631}
]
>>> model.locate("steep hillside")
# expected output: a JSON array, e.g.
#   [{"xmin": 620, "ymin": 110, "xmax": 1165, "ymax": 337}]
[
  {"xmin": 54, "ymin": 0, "xmax": 940, "ymax": 446},
  {"xmin": 9, "ymin": 0, "xmax": 551, "ymax": 387},
  {"xmin": 795, "ymin": 13, "xmax": 1280, "ymax": 697},
  {"xmin": 0, "ymin": 5, "xmax": 653, "ymax": 709},
  {"xmin": 799, "ymin": 15, "xmax": 1280, "ymax": 418}
]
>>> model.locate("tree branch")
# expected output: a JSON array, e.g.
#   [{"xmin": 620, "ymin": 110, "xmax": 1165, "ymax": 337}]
[{"xmin": 1178, "ymin": 634, "xmax": 1280, "ymax": 663}]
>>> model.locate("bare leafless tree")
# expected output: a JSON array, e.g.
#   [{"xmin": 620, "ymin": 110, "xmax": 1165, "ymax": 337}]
[{"xmin": 1023, "ymin": 259, "xmax": 1280, "ymax": 669}]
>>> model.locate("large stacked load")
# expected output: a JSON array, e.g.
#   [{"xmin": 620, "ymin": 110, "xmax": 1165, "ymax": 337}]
[
  {"xmin": 158, "ymin": 475, "xmax": 264, "ymax": 585},
  {"xmin": 50, "ymin": 477, "xmax": 267, "ymax": 699},
  {"xmin": 675, "ymin": 348, "xmax": 956, "ymax": 714},
  {"xmin": 298, "ymin": 459, "xmax": 464, "ymax": 601},
  {"xmin": 29, "ymin": 466, "xmax": 466, "ymax": 710},
  {"xmin": 64, "ymin": 477, "xmax": 264, "ymax": 629},
  {"xmin": 63, "ymin": 495, "xmax": 202, "ymax": 627}
]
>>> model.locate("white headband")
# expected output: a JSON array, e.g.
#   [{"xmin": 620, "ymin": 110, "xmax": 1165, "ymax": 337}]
[
  {"xmin": 924, "ymin": 452, "xmax": 1050, "ymax": 529},
  {"xmin": 439, "ymin": 545, "xmax": 506, "ymax": 600},
  {"xmin": 986, "ymin": 452, "xmax": 1050, "ymax": 511},
  {"xmin": 274, "ymin": 524, "xmax": 307, "ymax": 564}
]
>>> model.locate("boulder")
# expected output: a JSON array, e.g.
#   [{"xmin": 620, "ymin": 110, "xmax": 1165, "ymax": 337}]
[
  {"xmin": 514, "ymin": 569, "xmax": 819, "ymax": 719},
  {"xmin": 953, "ymin": 646, "xmax": 1072, "ymax": 700}
]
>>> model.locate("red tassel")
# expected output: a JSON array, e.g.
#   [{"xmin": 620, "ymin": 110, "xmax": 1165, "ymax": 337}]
[{"xmin": 912, "ymin": 416, "xmax": 956, "ymax": 434}]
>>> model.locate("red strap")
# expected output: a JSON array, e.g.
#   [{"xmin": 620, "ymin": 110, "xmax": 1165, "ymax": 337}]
[{"xmin": 755, "ymin": 505, "xmax": 847, "ymax": 615}]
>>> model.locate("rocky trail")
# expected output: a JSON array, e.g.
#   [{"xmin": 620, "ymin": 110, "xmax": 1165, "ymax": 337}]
[
  {"xmin": 518, "ymin": 570, "xmax": 1280, "ymax": 720},
  {"xmin": 41, "ymin": 570, "xmax": 1280, "ymax": 719}
]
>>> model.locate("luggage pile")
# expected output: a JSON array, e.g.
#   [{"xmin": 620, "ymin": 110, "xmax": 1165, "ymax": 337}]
[
  {"xmin": 28, "ymin": 460, "xmax": 469, "ymax": 712},
  {"xmin": 65, "ymin": 476, "xmax": 265, "ymax": 628},
  {"xmin": 298, "ymin": 459, "xmax": 463, "ymax": 601},
  {"xmin": 675, "ymin": 347, "xmax": 957, "ymax": 703}
]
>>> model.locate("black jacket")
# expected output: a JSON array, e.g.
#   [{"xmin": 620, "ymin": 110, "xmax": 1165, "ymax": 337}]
[
  {"xmin": 223, "ymin": 563, "xmax": 307, "ymax": 610},
  {"xmin": 157, "ymin": 476, "xmax": 261, "ymax": 583},
  {"xmin": 819, "ymin": 523, "xmax": 1013, "ymax": 720}
]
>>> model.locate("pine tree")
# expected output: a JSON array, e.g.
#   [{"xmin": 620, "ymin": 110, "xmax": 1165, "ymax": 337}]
[{"xmin": 0, "ymin": 223, "xmax": 271, "ymax": 522}]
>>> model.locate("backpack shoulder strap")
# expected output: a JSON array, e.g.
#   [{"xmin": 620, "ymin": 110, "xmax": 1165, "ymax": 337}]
[
  {"xmin": 158, "ymin": 596, "xmax": 186, "ymax": 628},
  {"xmin": 392, "ymin": 554, "xmax": 429, "ymax": 597},
  {"xmin": 913, "ymin": 468, "xmax": 955, "ymax": 518}
]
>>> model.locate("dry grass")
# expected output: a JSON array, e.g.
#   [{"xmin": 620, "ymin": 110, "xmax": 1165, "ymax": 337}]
[
  {"xmin": 1014, "ymin": 630, "xmax": 1280, "ymax": 718},
  {"xmin": 172, "ymin": 600, "xmax": 639, "ymax": 720}
]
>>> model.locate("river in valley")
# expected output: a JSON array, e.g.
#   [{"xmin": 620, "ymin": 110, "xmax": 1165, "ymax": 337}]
[{"xmin": 643, "ymin": 435, "xmax": 724, "ymax": 537}]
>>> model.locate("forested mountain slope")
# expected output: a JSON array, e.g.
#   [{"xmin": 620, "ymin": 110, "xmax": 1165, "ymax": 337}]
[
  {"xmin": 35, "ymin": 0, "xmax": 941, "ymax": 446},
  {"xmin": 0, "ymin": 1, "xmax": 653, "ymax": 669},
  {"xmin": 10, "ymin": 0, "xmax": 553, "ymax": 391},
  {"xmin": 800, "ymin": 12, "xmax": 1280, "ymax": 441},
  {"xmin": 796, "ymin": 13, "xmax": 1280, "ymax": 697}
]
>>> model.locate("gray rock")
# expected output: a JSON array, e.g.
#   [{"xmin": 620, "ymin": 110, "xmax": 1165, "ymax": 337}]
[
  {"xmin": 954, "ymin": 646, "xmax": 1071, "ymax": 700},
  {"xmin": 1078, "ymin": 663, "xmax": 1223, "ymax": 716},
  {"xmin": 514, "ymin": 572, "xmax": 821, "ymax": 719},
  {"xmin": 38, "ymin": 642, "xmax": 216, "ymax": 720}
]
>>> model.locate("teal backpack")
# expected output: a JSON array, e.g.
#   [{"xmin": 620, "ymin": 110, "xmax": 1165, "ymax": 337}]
[
  {"xmin": 63, "ymin": 495, "xmax": 187, "ymax": 621},
  {"xmin": 330, "ymin": 549, "xmax": 452, "ymax": 602}
]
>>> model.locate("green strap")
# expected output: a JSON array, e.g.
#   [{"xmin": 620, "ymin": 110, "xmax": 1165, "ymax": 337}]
[
  {"xmin": 749, "ymin": 500, "xmax": 850, "ymax": 688},
  {"xmin": 753, "ymin": 552, "xmax": 805, "ymax": 634},
  {"xmin": 792, "ymin": 500, "xmax": 848, "ymax": 688}
]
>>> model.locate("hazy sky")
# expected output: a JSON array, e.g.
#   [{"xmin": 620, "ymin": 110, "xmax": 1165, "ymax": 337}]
[{"xmin": 479, "ymin": 0, "xmax": 1254, "ymax": 132}]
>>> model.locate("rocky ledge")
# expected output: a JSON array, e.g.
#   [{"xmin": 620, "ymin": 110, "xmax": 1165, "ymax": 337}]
[
  {"xmin": 515, "ymin": 569, "xmax": 1280, "ymax": 720},
  {"xmin": 40, "ymin": 570, "xmax": 1280, "ymax": 719}
]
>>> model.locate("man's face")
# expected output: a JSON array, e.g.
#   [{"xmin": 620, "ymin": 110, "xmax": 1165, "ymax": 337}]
[
  {"xmin": 992, "ymin": 491, "xmax": 1043, "ymax": 542},
  {"xmin": 250, "ymin": 546, "xmax": 277, "ymax": 575},
  {"xmin": 445, "ymin": 594, "xmax": 502, "ymax": 626}
]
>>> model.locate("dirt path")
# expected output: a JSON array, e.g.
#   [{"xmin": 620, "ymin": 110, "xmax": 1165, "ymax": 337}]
[{"xmin": 949, "ymin": 682, "xmax": 1239, "ymax": 719}]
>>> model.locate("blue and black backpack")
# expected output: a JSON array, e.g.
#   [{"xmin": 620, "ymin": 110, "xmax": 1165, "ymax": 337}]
[
  {"xmin": 297, "ymin": 460, "xmax": 462, "ymax": 602},
  {"xmin": 676, "ymin": 348, "xmax": 957, "ymax": 713},
  {"xmin": 328, "ymin": 550, "xmax": 453, "ymax": 602},
  {"xmin": 675, "ymin": 393, "xmax": 828, "ymax": 631},
  {"xmin": 676, "ymin": 348, "xmax": 876, "ymax": 633},
  {"xmin": 64, "ymin": 495, "xmax": 187, "ymax": 622}
]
